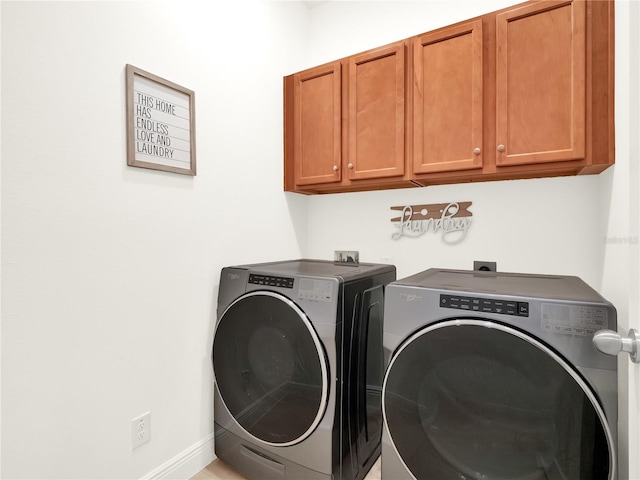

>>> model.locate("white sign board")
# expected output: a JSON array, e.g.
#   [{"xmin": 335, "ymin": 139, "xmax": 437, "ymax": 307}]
[{"xmin": 126, "ymin": 64, "xmax": 196, "ymax": 176}]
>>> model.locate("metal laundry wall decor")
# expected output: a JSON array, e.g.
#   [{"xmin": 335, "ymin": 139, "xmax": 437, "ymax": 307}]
[{"xmin": 390, "ymin": 201, "xmax": 472, "ymax": 244}]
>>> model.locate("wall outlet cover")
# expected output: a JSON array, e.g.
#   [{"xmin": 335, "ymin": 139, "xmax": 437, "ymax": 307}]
[{"xmin": 131, "ymin": 412, "xmax": 151, "ymax": 450}]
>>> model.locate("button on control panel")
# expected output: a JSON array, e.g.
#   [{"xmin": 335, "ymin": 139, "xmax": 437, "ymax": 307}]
[
  {"xmin": 440, "ymin": 294, "xmax": 529, "ymax": 317},
  {"xmin": 249, "ymin": 274, "xmax": 294, "ymax": 289},
  {"xmin": 541, "ymin": 303, "xmax": 608, "ymax": 337}
]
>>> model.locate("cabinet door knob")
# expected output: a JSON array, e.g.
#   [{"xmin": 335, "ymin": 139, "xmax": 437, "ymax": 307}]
[
  {"xmin": 333, "ymin": 165, "xmax": 339, "ymax": 172},
  {"xmin": 473, "ymin": 148, "xmax": 481, "ymax": 155},
  {"xmin": 497, "ymin": 144, "xmax": 505, "ymax": 152},
  {"xmin": 347, "ymin": 163, "xmax": 354, "ymax": 169}
]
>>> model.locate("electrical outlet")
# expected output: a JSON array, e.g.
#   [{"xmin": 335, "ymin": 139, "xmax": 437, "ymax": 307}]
[{"xmin": 131, "ymin": 412, "xmax": 151, "ymax": 450}]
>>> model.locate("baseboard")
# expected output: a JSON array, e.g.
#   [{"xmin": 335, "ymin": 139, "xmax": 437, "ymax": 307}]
[{"xmin": 141, "ymin": 433, "xmax": 216, "ymax": 480}]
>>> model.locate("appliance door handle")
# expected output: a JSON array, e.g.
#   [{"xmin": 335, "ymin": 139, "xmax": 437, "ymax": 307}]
[{"xmin": 593, "ymin": 328, "xmax": 640, "ymax": 363}]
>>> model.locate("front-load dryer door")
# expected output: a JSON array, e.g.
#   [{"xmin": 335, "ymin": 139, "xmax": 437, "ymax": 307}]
[
  {"xmin": 383, "ymin": 319, "xmax": 615, "ymax": 480},
  {"xmin": 213, "ymin": 291, "xmax": 329, "ymax": 447}
]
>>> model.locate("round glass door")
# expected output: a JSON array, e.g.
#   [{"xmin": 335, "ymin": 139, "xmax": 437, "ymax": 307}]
[
  {"xmin": 383, "ymin": 319, "xmax": 615, "ymax": 480},
  {"xmin": 213, "ymin": 291, "xmax": 329, "ymax": 446}
]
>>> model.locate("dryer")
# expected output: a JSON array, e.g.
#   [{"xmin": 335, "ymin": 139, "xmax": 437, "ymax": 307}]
[
  {"xmin": 381, "ymin": 268, "xmax": 617, "ymax": 480},
  {"xmin": 213, "ymin": 259, "xmax": 396, "ymax": 480}
]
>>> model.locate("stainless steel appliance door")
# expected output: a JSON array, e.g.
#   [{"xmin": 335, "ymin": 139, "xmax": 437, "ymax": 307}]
[
  {"xmin": 382, "ymin": 319, "xmax": 615, "ymax": 480},
  {"xmin": 213, "ymin": 291, "xmax": 329, "ymax": 447}
]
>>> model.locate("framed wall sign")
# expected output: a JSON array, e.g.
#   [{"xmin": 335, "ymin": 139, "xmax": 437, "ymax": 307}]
[{"xmin": 126, "ymin": 64, "xmax": 196, "ymax": 176}]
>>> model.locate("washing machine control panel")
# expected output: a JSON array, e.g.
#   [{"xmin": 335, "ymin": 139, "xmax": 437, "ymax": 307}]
[
  {"xmin": 248, "ymin": 274, "xmax": 294, "ymax": 289},
  {"xmin": 440, "ymin": 294, "xmax": 529, "ymax": 317}
]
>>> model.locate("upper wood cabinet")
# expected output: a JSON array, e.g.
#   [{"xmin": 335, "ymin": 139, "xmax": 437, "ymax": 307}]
[
  {"xmin": 413, "ymin": 20, "xmax": 484, "ymax": 174},
  {"xmin": 290, "ymin": 61, "xmax": 342, "ymax": 187},
  {"xmin": 347, "ymin": 43, "xmax": 406, "ymax": 181},
  {"xmin": 284, "ymin": 0, "xmax": 614, "ymax": 194},
  {"xmin": 495, "ymin": 0, "xmax": 585, "ymax": 167},
  {"xmin": 285, "ymin": 41, "xmax": 412, "ymax": 194}
]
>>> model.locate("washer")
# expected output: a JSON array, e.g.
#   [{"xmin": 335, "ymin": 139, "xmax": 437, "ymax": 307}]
[
  {"xmin": 381, "ymin": 268, "xmax": 617, "ymax": 480},
  {"xmin": 213, "ymin": 259, "xmax": 396, "ymax": 480}
]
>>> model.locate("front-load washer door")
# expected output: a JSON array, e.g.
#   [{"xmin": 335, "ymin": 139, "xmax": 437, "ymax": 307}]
[
  {"xmin": 383, "ymin": 319, "xmax": 615, "ymax": 480},
  {"xmin": 213, "ymin": 291, "xmax": 329, "ymax": 447}
]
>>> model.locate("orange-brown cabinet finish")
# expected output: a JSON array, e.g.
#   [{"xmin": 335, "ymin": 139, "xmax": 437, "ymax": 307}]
[
  {"xmin": 413, "ymin": 20, "xmax": 484, "ymax": 175},
  {"xmin": 284, "ymin": 0, "xmax": 614, "ymax": 194},
  {"xmin": 347, "ymin": 43, "xmax": 406, "ymax": 181},
  {"xmin": 290, "ymin": 61, "xmax": 342, "ymax": 187},
  {"xmin": 495, "ymin": 0, "xmax": 586, "ymax": 167},
  {"xmin": 284, "ymin": 41, "xmax": 412, "ymax": 194}
]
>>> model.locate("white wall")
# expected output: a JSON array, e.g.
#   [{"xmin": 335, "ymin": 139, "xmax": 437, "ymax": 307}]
[
  {"xmin": 1, "ymin": 1, "xmax": 310, "ymax": 478},
  {"xmin": 2, "ymin": 1, "xmax": 639, "ymax": 479},
  {"xmin": 301, "ymin": 1, "xmax": 640, "ymax": 479},
  {"xmin": 606, "ymin": 1, "xmax": 640, "ymax": 477}
]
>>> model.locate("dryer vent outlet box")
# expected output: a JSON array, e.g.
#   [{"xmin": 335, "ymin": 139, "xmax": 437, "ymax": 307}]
[
  {"xmin": 474, "ymin": 261, "xmax": 497, "ymax": 272},
  {"xmin": 334, "ymin": 250, "xmax": 359, "ymax": 264}
]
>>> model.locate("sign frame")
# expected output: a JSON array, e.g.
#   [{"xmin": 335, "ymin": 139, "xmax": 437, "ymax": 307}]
[{"xmin": 126, "ymin": 64, "xmax": 196, "ymax": 176}]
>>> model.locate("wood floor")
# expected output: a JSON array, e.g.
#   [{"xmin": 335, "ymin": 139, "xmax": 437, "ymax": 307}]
[{"xmin": 190, "ymin": 456, "xmax": 382, "ymax": 480}]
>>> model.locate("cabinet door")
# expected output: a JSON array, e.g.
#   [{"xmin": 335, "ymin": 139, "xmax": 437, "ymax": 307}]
[
  {"xmin": 347, "ymin": 42, "xmax": 405, "ymax": 180},
  {"xmin": 413, "ymin": 20, "xmax": 483, "ymax": 174},
  {"xmin": 293, "ymin": 62, "xmax": 342, "ymax": 186},
  {"xmin": 496, "ymin": 0, "xmax": 585, "ymax": 167}
]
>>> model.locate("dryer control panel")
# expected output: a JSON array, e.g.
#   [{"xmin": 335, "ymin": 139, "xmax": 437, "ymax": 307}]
[
  {"xmin": 249, "ymin": 274, "xmax": 294, "ymax": 289},
  {"xmin": 440, "ymin": 294, "xmax": 529, "ymax": 317},
  {"xmin": 541, "ymin": 303, "xmax": 609, "ymax": 336}
]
